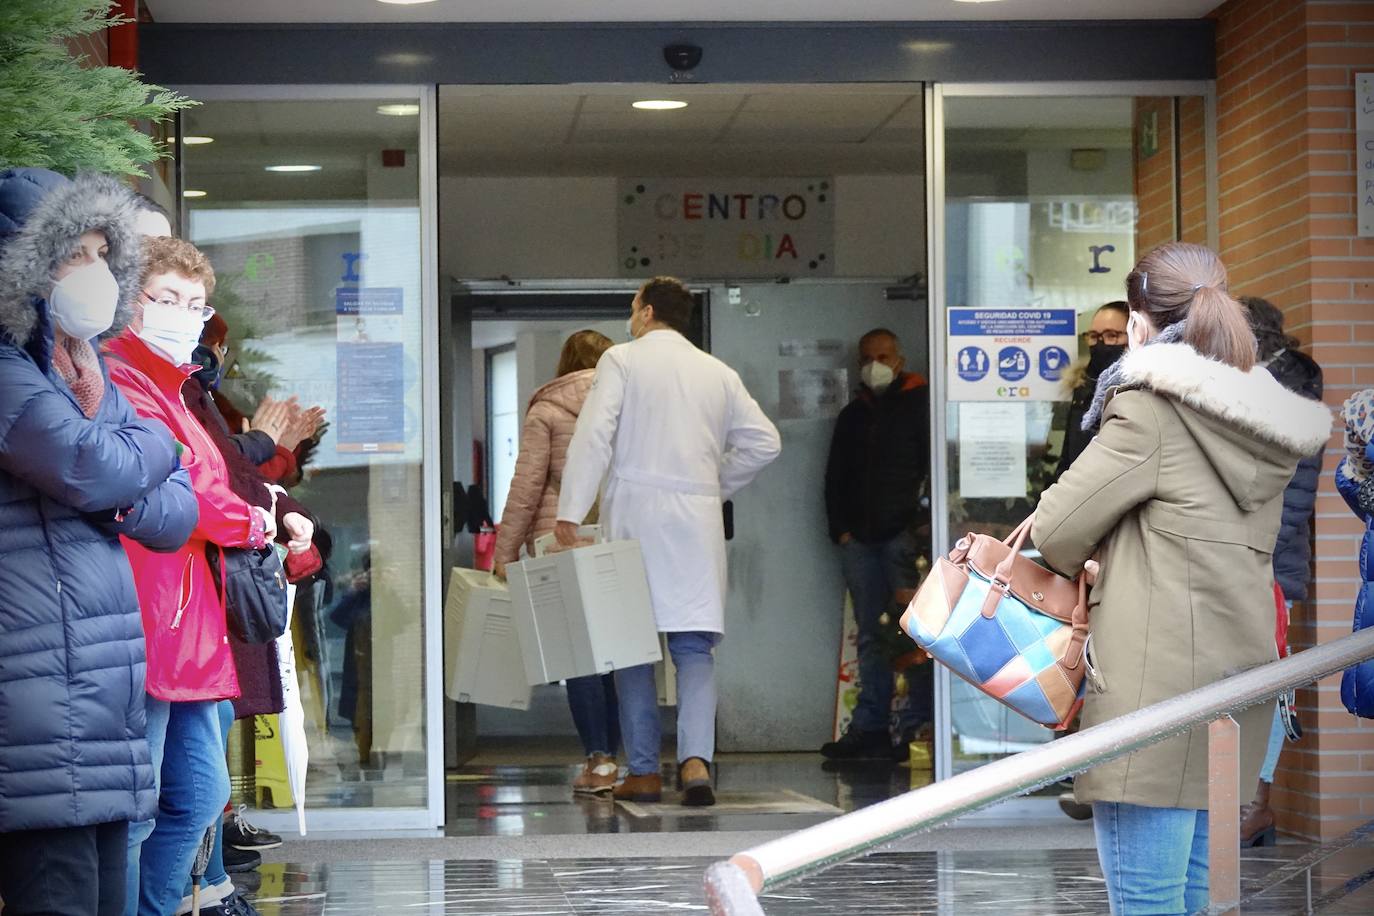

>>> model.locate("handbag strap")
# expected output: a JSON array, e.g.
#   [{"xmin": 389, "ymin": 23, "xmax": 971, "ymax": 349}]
[
  {"xmin": 1062, "ymin": 573, "xmax": 1089, "ymax": 670},
  {"xmin": 978, "ymin": 515, "xmax": 1094, "ymax": 671},
  {"xmin": 979, "ymin": 514, "xmax": 1036, "ymax": 619}
]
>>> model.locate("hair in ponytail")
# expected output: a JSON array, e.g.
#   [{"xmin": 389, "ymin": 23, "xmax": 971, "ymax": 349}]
[{"xmin": 1124, "ymin": 241, "xmax": 1256, "ymax": 371}]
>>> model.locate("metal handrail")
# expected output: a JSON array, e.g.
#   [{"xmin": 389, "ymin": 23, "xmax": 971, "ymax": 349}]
[{"xmin": 705, "ymin": 627, "xmax": 1374, "ymax": 916}]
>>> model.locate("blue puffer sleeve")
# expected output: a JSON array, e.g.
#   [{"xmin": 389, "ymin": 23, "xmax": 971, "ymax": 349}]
[
  {"xmin": 1337, "ymin": 458, "xmax": 1371, "ymax": 522},
  {"xmin": 0, "ymin": 348, "xmax": 181, "ymax": 513},
  {"xmin": 102, "ymin": 466, "xmax": 198, "ymax": 552},
  {"xmin": 233, "ymin": 429, "xmax": 278, "ymax": 466}
]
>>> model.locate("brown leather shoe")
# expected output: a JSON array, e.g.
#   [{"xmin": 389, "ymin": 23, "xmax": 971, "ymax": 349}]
[
  {"xmin": 678, "ymin": 757, "xmax": 715, "ymax": 807},
  {"xmin": 572, "ymin": 753, "xmax": 618, "ymax": 796},
  {"xmin": 612, "ymin": 772, "xmax": 662, "ymax": 803}
]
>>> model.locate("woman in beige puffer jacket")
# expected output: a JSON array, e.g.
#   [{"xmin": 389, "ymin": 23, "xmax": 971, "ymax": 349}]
[{"xmin": 493, "ymin": 330, "xmax": 619, "ymax": 795}]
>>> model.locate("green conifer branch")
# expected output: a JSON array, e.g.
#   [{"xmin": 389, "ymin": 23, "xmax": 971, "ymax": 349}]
[{"xmin": 0, "ymin": 0, "xmax": 198, "ymax": 177}]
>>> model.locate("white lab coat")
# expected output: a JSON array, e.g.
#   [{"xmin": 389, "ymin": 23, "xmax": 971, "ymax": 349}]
[{"xmin": 557, "ymin": 330, "xmax": 781, "ymax": 634}]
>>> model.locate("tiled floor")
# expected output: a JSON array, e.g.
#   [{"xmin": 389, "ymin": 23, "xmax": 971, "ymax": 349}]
[
  {"xmin": 237, "ymin": 747, "xmax": 1374, "ymax": 914},
  {"xmin": 235, "ymin": 842, "xmax": 1374, "ymax": 915}
]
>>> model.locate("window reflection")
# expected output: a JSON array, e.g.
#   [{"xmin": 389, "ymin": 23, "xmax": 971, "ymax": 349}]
[{"xmin": 184, "ymin": 99, "xmax": 428, "ymax": 812}]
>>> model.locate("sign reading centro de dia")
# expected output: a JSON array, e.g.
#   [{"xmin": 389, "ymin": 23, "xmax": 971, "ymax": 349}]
[{"xmin": 617, "ymin": 178, "xmax": 835, "ymax": 278}]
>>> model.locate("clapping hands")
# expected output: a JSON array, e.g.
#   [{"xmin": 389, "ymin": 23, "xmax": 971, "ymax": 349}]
[{"xmin": 249, "ymin": 396, "xmax": 327, "ymax": 451}]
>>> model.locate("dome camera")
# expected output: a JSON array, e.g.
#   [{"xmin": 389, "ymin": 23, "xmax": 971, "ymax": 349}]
[{"xmin": 664, "ymin": 44, "xmax": 703, "ymax": 71}]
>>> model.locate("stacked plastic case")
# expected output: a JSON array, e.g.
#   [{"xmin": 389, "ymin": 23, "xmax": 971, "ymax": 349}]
[
  {"xmin": 506, "ymin": 539, "xmax": 662, "ymax": 684},
  {"xmin": 443, "ymin": 567, "xmax": 532, "ymax": 710}
]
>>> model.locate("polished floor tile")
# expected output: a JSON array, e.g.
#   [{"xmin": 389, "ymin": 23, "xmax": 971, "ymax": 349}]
[{"xmin": 237, "ymin": 842, "xmax": 1374, "ymax": 915}]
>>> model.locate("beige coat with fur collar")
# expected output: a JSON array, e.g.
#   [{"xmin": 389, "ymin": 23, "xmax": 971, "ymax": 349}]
[{"xmin": 1033, "ymin": 343, "xmax": 1331, "ymax": 810}]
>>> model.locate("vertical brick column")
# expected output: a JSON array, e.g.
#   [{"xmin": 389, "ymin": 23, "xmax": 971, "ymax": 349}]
[{"xmin": 1210, "ymin": 0, "xmax": 1374, "ymax": 842}]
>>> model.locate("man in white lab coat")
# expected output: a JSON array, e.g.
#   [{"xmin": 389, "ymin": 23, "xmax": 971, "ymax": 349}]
[{"xmin": 555, "ymin": 277, "xmax": 781, "ymax": 806}]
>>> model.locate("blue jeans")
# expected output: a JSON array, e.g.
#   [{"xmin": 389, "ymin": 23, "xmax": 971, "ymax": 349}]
[
  {"xmin": 132, "ymin": 700, "xmax": 231, "ymax": 916},
  {"xmin": 184, "ymin": 700, "xmax": 236, "ymax": 897},
  {"xmin": 1259, "ymin": 704, "xmax": 1284, "ymax": 784},
  {"xmin": 1093, "ymin": 802, "xmax": 1208, "ymax": 915},
  {"xmin": 841, "ymin": 531, "xmax": 924, "ymax": 734},
  {"xmin": 615, "ymin": 632, "xmax": 721, "ymax": 776},
  {"xmin": 566, "ymin": 673, "xmax": 620, "ymax": 757},
  {"xmin": 125, "ymin": 696, "xmax": 169, "ymax": 916},
  {"xmin": 1259, "ymin": 600, "xmax": 1293, "ymax": 785}
]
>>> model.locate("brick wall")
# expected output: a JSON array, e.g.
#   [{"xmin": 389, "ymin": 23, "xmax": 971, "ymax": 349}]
[
  {"xmin": 65, "ymin": 29, "xmax": 109, "ymax": 67},
  {"xmin": 1134, "ymin": 96, "xmax": 1179, "ymax": 252},
  {"xmin": 1210, "ymin": 0, "xmax": 1374, "ymax": 842}
]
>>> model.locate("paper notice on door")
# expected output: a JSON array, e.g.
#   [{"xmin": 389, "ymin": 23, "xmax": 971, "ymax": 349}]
[
  {"xmin": 958, "ymin": 402, "xmax": 1027, "ymax": 498},
  {"xmin": 778, "ymin": 368, "xmax": 848, "ymax": 420}
]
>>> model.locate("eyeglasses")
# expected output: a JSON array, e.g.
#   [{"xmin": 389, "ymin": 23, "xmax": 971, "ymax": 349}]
[
  {"xmin": 142, "ymin": 291, "xmax": 215, "ymax": 321},
  {"xmin": 1082, "ymin": 330, "xmax": 1127, "ymax": 345}
]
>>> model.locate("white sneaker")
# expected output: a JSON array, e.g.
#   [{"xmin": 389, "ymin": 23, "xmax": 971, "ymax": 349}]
[{"xmin": 174, "ymin": 877, "xmax": 234, "ymax": 915}]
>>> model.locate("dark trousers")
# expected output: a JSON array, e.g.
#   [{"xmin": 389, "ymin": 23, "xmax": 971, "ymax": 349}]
[
  {"xmin": 0, "ymin": 820, "xmax": 128, "ymax": 916},
  {"xmin": 841, "ymin": 529, "xmax": 928, "ymax": 735}
]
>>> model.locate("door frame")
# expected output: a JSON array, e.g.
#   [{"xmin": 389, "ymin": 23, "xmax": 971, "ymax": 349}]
[
  {"xmin": 171, "ymin": 83, "xmax": 445, "ymax": 835},
  {"xmin": 924, "ymin": 80, "xmax": 1217, "ymax": 800}
]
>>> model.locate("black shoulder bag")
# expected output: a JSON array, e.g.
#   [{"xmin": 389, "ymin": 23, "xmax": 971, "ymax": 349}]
[{"xmin": 206, "ymin": 543, "xmax": 289, "ymax": 644}]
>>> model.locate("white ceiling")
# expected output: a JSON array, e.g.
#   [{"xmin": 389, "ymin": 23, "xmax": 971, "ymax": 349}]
[
  {"xmin": 144, "ymin": 0, "xmax": 1220, "ymax": 24},
  {"xmin": 440, "ymin": 85, "xmax": 925, "ymax": 176}
]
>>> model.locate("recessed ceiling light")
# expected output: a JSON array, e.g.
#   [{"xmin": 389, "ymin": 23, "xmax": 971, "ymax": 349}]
[
  {"xmin": 632, "ymin": 100, "xmax": 689, "ymax": 111},
  {"xmin": 376, "ymin": 103, "xmax": 420, "ymax": 116},
  {"xmin": 182, "ymin": 190, "xmax": 207, "ymax": 198},
  {"xmin": 264, "ymin": 164, "xmax": 322, "ymax": 173},
  {"xmin": 181, "ymin": 135, "xmax": 214, "ymax": 145},
  {"xmin": 953, "ymin": 0, "xmax": 1004, "ymax": 3},
  {"xmin": 376, "ymin": 0, "xmax": 436, "ymax": 4}
]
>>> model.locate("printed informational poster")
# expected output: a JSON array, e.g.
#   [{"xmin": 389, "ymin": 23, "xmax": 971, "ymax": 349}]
[
  {"xmin": 778, "ymin": 368, "xmax": 848, "ymax": 420},
  {"xmin": 947, "ymin": 308, "xmax": 1078, "ymax": 401},
  {"xmin": 1358, "ymin": 73, "xmax": 1373, "ymax": 237},
  {"xmin": 958, "ymin": 402, "xmax": 1028, "ymax": 499},
  {"xmin": 336, "ymin": 286, "xmax": 406, "ymax": 452},
  {"xmin": 617, "ymin": 178, "xmax": 835, "ymax": 278},
  {"xmin": 779, "ymin": 338, "xmax": 844, "ymax": 358}
]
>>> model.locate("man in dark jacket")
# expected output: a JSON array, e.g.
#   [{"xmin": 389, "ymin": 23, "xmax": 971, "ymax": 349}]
[
  {"xmin": 0, "ymin": 168, "xmax": 197, "ymax": 914},
  {"xmin": 822, "ymin": 328, "xmax": 930, "ymax": 759},
  {"xmin": 1237, "ymin": 295, "xmax": 1325, "ymax": 844}
]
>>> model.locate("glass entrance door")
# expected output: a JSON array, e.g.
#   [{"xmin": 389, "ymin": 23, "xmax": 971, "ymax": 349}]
[
  {"xmin": 929, "ymin": 86, "xmax": 1213, "ymax": 787},
  {"xmin": 177, "ymin": 86, "xmax": 443, "ymax": 832}
]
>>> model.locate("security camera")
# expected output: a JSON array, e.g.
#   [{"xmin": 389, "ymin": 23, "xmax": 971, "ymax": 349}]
[{"xmin": 664, "ymin": 44, "xmax": 703, "ymax": 71}]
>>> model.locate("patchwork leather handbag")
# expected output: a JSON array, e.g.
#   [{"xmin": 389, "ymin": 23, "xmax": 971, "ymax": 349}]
[{"xmin": 899, "ymin": 514, "xmax": 1089, "ymax": 729}]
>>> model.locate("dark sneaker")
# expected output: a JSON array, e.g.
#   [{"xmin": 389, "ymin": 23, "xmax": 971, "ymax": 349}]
[
  {"xmin": 209, "ymin": 891, "xmax": 261, "ymax": 916},
  {"xmin": 1058, "ymin": 792, "xmax": 1094, "ymax": 821},
  {"xmin": 820, "ymin": 728, "xmax": 892, "ymax": 760},
  {"xmin": 224, "ymin": 805, "xmax": 282, "ymax": 851},
  {"xmin": 223, "ymin": 844, "xmax": 261, "ymax": 874}
]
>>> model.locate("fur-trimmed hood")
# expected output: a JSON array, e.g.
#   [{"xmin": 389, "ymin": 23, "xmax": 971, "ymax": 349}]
[
  {"xmin": 0, "ymin": 169, "xmax": 144, "ymax": 367},
  {"xmin": 1109, "ymin": 342, "xmax": 1333, "ymax": 509}
]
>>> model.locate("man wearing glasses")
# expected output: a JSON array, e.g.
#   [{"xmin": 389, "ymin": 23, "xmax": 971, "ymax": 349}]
[{"xmin": 1052, "ymin": 301, "xmax": 1129, "ymax": 484}]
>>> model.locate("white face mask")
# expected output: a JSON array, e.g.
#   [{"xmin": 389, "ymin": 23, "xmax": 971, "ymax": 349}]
[
  {"xmin": 861, "ymin": 361, "xmax": 895, "ymax": 392},
  {"xmin": 137, "ymin": 301, "xmax": 205, "ymax": 365},
  {"xmin": 49, "ymin": 261, "xmax": 119, "ymax": 340}
]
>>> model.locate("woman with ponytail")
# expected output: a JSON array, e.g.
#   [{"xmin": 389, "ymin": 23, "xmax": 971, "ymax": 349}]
[{"xmin": 1032, "ymin": 242, "xmax": 1332, "ymax": 915}]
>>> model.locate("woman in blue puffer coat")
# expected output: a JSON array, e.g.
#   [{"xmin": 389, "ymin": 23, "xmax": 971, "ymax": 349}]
[
  {"xmin": 0, "ymin": 168, "xmax": 198, "ymax": 916},
  {"xmin": 1337, "ymin": 390, "xmax": 1374, "ymax": 718}
]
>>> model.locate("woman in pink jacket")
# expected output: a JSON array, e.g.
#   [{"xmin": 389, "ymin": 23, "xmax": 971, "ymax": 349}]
[
  {"xmin": 106, "ymin": 236, "xmax": 312, "ymax": 916},
  {"xmin": 493, "ymin": 330, "xmax": 618, "ymax": 795}
]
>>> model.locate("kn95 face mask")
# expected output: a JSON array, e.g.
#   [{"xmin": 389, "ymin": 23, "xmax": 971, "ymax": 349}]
[
  {"xmin": 49, "ymin": 261, "xmax": 120, "ymax": 340},
  {"xmin": 861, "ymin": 360, "xmax": 895, "ymax": 392}
]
